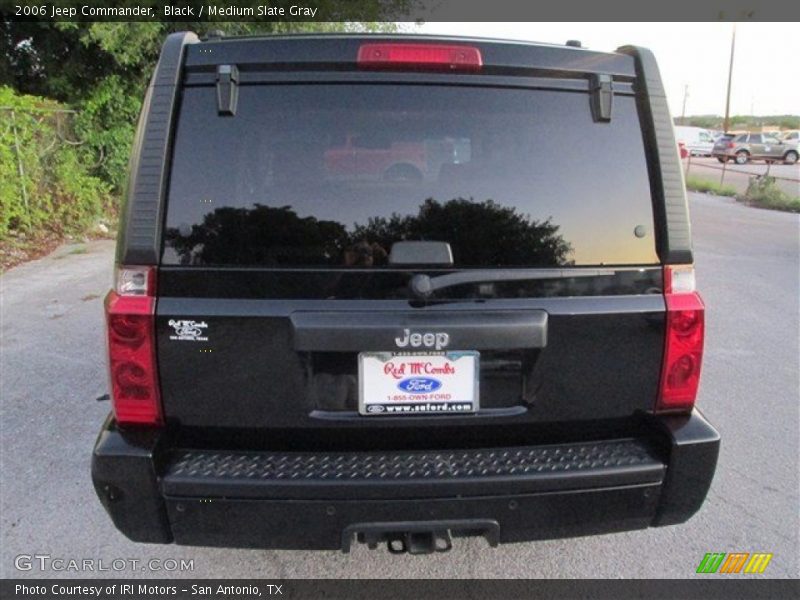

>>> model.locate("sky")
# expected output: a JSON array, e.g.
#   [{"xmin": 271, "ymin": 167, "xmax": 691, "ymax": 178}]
[{"xmin": 414, "ymin": 22, "xmax": 799, "ymax": 117}]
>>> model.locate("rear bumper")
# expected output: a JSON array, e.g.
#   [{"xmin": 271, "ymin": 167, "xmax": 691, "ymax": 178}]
[{"xmin": 91, "ymin": 410, "xmax": 719, "ymax": 550}]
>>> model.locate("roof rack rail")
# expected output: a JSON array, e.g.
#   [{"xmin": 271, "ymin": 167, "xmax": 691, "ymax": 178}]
[{"xmin": 566, "ymin": 40, "xmax": 582, "ymax": 48}]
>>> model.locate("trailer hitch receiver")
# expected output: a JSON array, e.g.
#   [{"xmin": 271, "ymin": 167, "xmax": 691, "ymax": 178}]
[{"xmin": 342, "ymin": 520, "xmax": 500, "ymax": 554}]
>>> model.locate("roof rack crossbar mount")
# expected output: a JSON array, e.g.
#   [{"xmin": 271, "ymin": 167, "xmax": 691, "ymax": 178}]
[
  {"xmin": 217, "ymin": 64, "xmax": 239, "ymax": 116},
  {"xmin": 590, "ymin": 73, "xmax": 613, "ymax": 122}
]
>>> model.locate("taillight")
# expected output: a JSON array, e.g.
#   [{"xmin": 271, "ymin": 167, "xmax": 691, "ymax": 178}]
[
  {"xmin": 105, "ymin": 266, "xmax": 162, "ymax": 425},
  {"xmin": 726, "ymin": 142, "xmax": 735, "ymax": 148},
  {"xmin": 656, "ymin": 265, "xmax": 705, "ymax": 413},
  {"xmin": 357, "ymin": 43, "xmax": 482, "ymax": 71}
]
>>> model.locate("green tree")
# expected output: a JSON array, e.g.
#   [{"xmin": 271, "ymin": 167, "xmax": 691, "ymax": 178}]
[
  {"xmin": 685, "ymin": 115, "xmax": 720, "ymax": 129},
  {"xmin": 675, "ymin": 114, "xmax": 800, "ymax": 131},
  {"xmin": 353, "ymin": 198, "xmax": 574, "ymax": 267},
  {"xmin": 0, "ymin": 13, "xmax": 410, "ymax": 189}
]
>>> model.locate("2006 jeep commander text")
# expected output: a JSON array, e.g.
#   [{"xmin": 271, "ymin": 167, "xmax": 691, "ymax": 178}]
[{"xmin": 92, "ymin": 32, "xmax": 719, "ymax": 554}]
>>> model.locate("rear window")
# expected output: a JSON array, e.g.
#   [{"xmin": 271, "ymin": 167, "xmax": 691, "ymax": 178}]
[{"xmin": 163, "ymin": 84, "xmax": 657, "ymax": 268}]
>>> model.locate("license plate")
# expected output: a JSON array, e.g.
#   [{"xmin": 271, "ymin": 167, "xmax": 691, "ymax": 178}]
[{"xmin": 358, "ymin": 351, "xmax": 479, "ymax": 416}]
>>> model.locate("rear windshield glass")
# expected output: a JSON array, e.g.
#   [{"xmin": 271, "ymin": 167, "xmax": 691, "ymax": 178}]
[{"xmin": 163, "ymin": 84, "xmax": 657, "ymax": 267}]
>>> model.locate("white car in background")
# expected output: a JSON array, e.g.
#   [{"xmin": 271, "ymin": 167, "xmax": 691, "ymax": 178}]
[{"xmin": 674, "ymin": 126, "xmax": 716, "ymax": 156}]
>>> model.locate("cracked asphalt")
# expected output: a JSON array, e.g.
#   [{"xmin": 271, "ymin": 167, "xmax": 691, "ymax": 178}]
[{"xmin": 1, "ymin": 193, "xmax": 798, "ymax": 578}]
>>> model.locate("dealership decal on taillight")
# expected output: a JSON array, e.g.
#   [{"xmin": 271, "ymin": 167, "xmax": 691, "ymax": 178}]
[
  {"xmin": 105, "ymin": 266, "xmax": 163, "ymax": 425},
  {"xmin": 657, "ymin": 265, "xmax": 705, "ymax": 413}
]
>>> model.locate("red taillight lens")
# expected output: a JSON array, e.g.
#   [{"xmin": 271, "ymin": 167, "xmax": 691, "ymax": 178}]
[
  {"xmin": 105, "ymin": 267, "xmax": 162, "ymax": 425},
  {"xmin": 657, "ymin": 266, "xmax": 705, "ymax": 413},
  {"xmin": 357, "ymin": 43, "xmax": 482, "ymax": 71},
  {"xmin": 726, "ymin": 142, "xmax": 735, "ymax": 148}
]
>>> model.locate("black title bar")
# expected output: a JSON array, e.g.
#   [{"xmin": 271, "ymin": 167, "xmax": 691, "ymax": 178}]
[
  {"xmin": 2, "ymin": 0, "xmax": 800, "ymax": 22},
  {"xmin": 2, "ymin": 579, "xmax": 800, "ymax": 600}
]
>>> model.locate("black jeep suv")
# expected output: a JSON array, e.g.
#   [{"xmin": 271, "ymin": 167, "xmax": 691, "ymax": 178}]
[{"xmin": 92, "ymin": 32, "xmax": 719, "ymax": 554}]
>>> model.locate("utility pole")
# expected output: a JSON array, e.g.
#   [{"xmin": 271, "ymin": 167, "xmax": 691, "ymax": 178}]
[
  {"xmin": 681, "ymin": 85, "xmax": 689, "ymax": 125},
  {"xmin": 723, "ymin": 24, "xmax": 736, "ymax": 133}
]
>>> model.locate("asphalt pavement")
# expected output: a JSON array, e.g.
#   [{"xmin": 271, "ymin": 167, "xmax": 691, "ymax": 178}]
[{"xmin": 1, "ymin": 193, "xmax": 798, "ymax": 578}]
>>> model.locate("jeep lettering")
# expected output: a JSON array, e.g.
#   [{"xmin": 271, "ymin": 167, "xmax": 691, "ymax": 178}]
[{"xmin": 395, "ymin": 329, "xmax": 450, "ymax": 350}]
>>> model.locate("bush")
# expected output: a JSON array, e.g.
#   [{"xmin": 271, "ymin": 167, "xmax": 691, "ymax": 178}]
[
  {"xmin": 685, "ymin": 175, "xmax": 738, "ymax": 197},
  {"xmin": 739, "ymin": 176, "xmax": 800, "ymax": 213},
  {"xmin": 72, "ymin": 76, "xmax": 142, "ymax": 191},
  {"xmin": 0, "ymin": 86, "xmax": 112, "ymax": 239}
]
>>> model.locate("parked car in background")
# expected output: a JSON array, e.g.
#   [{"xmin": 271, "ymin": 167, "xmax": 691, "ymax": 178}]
[
  {"xmin": 674, "ymin": 126, "xmax": 716, "ymax": 156},
  {"xmin": 780, "ymin": 130, "xmax": 799, "ymax": 144},
  {"xmin": 712, "ymin": 132, "xmax": 799, "ymax": 165}
]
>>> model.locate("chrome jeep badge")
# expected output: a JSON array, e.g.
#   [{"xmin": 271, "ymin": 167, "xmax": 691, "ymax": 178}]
[{"xmin": 394, "ymin": 328, "xmax": 450, "ymax": 350}]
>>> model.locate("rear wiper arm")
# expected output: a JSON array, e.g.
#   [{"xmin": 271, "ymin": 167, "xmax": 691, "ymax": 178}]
[{"xmin": 409, "ymin": 268, "xmax": 616, "ymax": 298}]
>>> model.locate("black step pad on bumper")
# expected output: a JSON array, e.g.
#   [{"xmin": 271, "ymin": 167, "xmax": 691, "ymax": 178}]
[{"xmin": 162, "ymin": 439, "xmax": 665, "ymax": 500}]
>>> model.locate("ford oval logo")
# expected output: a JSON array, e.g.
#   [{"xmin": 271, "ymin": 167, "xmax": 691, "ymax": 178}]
[{"xmin": 397, "ymin": 377, "xmax": 442, "ymax": 393}]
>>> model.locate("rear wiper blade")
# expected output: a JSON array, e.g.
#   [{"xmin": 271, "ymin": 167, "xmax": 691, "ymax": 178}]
[{"xmin": 408, "ymin": 268, "xmax": 616, "ymax": 298}]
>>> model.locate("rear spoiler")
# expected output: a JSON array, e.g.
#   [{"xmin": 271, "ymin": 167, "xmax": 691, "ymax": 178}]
[
  {"xmin": 617, "ymin": 45, "xmax": 693, "ymax": 265},
  {"xmin": 117, "ymin": 31, "xmax": 198, "ymax": 265}
]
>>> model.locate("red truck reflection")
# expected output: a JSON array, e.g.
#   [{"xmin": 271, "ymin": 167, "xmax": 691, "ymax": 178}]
[
  {"xmin": 325, "ymin": 134, "xmax": 468, "ymax": 182},
  {"xmin": 325, "ymin": 134, "xmax": 426, "ymax": 181}
]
